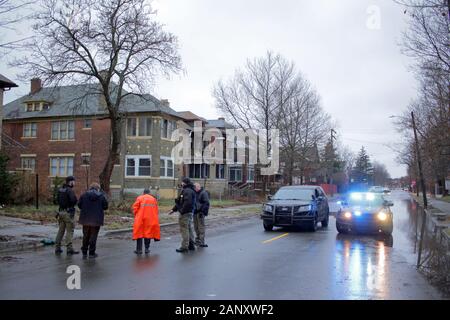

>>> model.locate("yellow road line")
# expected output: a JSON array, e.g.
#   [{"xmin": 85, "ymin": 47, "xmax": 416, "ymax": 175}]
[{"xmin": 262, "ymin": 233, "xmax": 289, "ymax": 244}]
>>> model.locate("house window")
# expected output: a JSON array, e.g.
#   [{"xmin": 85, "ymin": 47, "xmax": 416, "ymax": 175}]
[
  {"xmin": 50, "ymin": 157, "xmax": 74, "ymax": 177},
  {"xmin": 248, "ymin": 165, "xmax": 255, "ymax": 182},
  {"xmin": 81, "ymin": 154, "xmax": 91, "ymax": 165},
  {"xmin": 126, "ymin": 155, "xmax": 151, "ymax": 177},
  {"xmin": 229, "ymin": 166, "xmax": 242, "ymax": 182},
  {"xmin": 83, "ymin": 119, "xmax": 92, "ymax": 129},
  {"xmin": 161, "ymin": 119, "xmax": 176, "ymax": 139},
  {"xmin": 23, "ymin": 123, "xmax": 37, "ymax": 137},
  {"xmin": 139, "ymin": 117, "xmax": 152, "ymax": 137},
  {"xmin": 127, "ymin": 118, "xmax": 137, "ymax": 136},
  {"xmin": 51, "ymin": 121, "xmax": 75, "ymax": 140},
  {"xmin": 189, "ymin": 164, "xmax": 210, "ymax": 179},
  {"xmin": 127, "ymin": 117, "xmax": 152, "ymax": 137},
  {"xmin": 21, "ymin": 157, "xmax": 36, "ymax": 171},
  {"xmin": 215, "ymin": 164, "xmax": 225, "ymax": 179},
  {"xmin": 160, "ymin": 157, "xmax": 174, "ymax": 178},
  {"xmin": 25, "ymin": 102, "xmax": 45, "ymax": 112}
]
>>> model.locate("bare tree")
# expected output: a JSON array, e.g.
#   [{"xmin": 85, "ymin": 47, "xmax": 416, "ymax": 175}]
[
  {"xmin": 0, "ymin": 0, "xmax": 34, "ymax": 52},
  {"xmin": 213, "ymin": 51, "xmax": 301, "ymax": 190},
  {"xmin": 394, "ymin": 0, "xmax": 450, "ymax": 195},
  {"xmin": 13, "ymin": 0, "xmax": 181, "ymax": 193},
  {"xmin": 280, "ymin": 84, "xmax": 331, "ymax": 185},
  {"xmin": 372, "ymin": 161, "xmax": 391, "ymax": 186},
  {"xmin": 213, "ymin": 51, "xmax": 332, "ymax": 187},
  {"xmin": 213, "ymin": 51, "xmax": 296, "ymax": 145}
]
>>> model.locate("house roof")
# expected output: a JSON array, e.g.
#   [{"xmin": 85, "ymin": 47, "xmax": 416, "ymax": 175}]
[
  {"xmin": 206, "ymin": 118, "xmax": 235, "ymax": 129},
  {"xmin": 177, "ymin": 111, "xmax": 206, "ymax": 122},
  {"xmin": 0, "ymin": 74, "xmax": 18, "ymax": 89},
  {"xmin": 3, "ymin": 83, "xmax": 182, "ymax": 120}
]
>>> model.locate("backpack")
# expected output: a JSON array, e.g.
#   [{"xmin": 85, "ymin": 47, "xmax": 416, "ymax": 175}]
[{"xmin": 57, "ymin": 187, "xmax": 70, "ymax": 210}]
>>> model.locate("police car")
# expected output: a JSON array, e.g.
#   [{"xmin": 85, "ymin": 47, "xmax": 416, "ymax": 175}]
[{"xmin": 336, "ymin": 192, "xmax": 394, "ymax": 235}]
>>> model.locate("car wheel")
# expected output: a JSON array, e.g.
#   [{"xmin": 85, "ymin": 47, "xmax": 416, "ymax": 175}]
[
  {"xmin": 322, "ymin": 213, "xmax": 329, "ymax": 228},
  {"xmin": 310, "ymin": 215, "xmax": 318, "ymax": 232},
  {"xmin": 263, "ymin": 222, "xmax": 273, "ymax": 231},
  {"xmin": 336, "ymin": 222, "xmax": 348, "ymax": 234}
]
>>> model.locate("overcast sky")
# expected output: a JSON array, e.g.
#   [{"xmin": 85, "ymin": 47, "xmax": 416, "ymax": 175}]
[{"xmin": 1, "ymin": 0, "xmax": 416, "ymax": 178}]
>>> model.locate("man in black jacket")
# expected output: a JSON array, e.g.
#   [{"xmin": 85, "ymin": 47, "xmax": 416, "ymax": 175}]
[
  {"xmin": 169, "ymin": 177, "xmax": 196, "ymax": 253},
  {"xmin": 55, "ymin": 176, "xmax": 78, "ymax": 255},
  {"xmin": 78, "ymin": 182, "xmax": 108, "ymax": 258},
  {"xmin": 194, "ymin": 183, "xmax": 209, "ymax": 247}
]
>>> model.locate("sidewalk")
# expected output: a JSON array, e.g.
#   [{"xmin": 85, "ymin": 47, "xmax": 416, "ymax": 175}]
[
  {"xmin": 0, "ymin": 203, "xmax": 261, "ymax": 254},
  {"xmin": 0, "ymin": 216, "xmax": 85, "ymax": 254},
  {"xmin": 414, "ymin": 193, "xmax": 450, "ymax": 240}
]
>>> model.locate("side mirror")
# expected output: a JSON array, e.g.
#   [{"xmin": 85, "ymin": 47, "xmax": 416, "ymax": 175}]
[{"xmin": 267, "ymin": 195, "xmax": 272, "ymax": 201}]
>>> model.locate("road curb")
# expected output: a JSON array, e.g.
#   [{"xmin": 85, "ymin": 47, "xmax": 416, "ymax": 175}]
[{"xmin": 0, "ymin": 222, "xmax": 179, "ymax": 254}]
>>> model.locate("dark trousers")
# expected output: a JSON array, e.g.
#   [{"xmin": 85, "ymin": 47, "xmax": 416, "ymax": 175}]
[
  {"xmin": 136, "ymin": 238, "xmax": 151, "ymax": 252},
  {"xmin": 81, "ymin": 225, "xmax": 101, "ymax": 255}
]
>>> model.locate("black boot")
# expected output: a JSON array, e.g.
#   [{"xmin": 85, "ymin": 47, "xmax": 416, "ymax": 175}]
[
  {"xmin": 67, "ymin": 249, "xmax": 79, "ymax": 255},
  {"xmin": 188, "ymin": 242, "xmax": 196, "ymax": 251},
  {"xmin": 176, "ymin": 248, "xmax": 188, "ymax": 253},
  {"xmin": 55, "ymin": 248, "xmax": 63, "ymax": 255}
]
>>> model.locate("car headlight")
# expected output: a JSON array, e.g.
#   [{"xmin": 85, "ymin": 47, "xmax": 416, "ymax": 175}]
[
  {"xmin": 354, "ymin": 210, "xmax": 362, "ymax": 216},
  {"xmin": 296, "ymin": 204, "xmax": 312, "ymax": 213},
  {"xmin": 264, "ymin": 204, "xmax": 273, "ymax": 212},
  {"xmin": 377, "ymin": 211, "xmax": 387, "ymax": 221},
  {"xmin": 344, "ymin": 212, "xmax": 352, "ymax": 219}
]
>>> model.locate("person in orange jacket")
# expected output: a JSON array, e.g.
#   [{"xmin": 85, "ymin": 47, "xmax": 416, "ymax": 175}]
[{"xmin": 132, "ymin": 189, "xmax": 161, "ymax": 255}]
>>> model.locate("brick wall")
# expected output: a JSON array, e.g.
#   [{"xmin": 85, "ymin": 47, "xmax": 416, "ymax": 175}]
[{"xmin": 2, "ymin": 117, "xmax": 111, "ymax": 199}]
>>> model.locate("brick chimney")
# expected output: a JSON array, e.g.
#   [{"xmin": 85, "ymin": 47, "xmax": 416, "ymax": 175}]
[
  {"xmin": 160, "ymin": 99, "xmax": 170, "ymax": 108},
  {"xmin": 30, "ymin": 78, "xmax": 42, "ymax": 94}
]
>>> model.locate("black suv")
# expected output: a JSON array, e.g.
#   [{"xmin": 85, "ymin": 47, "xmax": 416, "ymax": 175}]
[{"xmin": 260, "ymin": 185, "xmax": 330, "ymax": 232}]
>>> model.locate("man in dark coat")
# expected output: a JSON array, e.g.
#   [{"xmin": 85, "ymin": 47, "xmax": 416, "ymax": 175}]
[
  {"xmin": 169, "ymin": 177, "xmax": 196, "ymax": 253},
  {"xmin": 77, "ymin": 182, "xmax": 108, "ymax": 258},
  {"xmin": 193, "ymin": 183, "xmax": 210, "ymax": 247},
  {"xmin": 55, "ymin": 176, "xmax": 78, "ymax": 255}
]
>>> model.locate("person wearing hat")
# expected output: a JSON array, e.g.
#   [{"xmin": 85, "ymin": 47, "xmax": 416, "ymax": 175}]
[
  {"xmin": 132, "ymin": 188, "xmax": 160, "ymax": 255},
  {"xmin": 55, "ymin": 176, "xmax": 79, "ymax": 255},
  {"xmin": 169, "ymin": 177, "xmax": 196, "ymax": 253}
]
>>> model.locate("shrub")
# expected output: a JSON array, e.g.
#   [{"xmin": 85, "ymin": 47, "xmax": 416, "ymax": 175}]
[{"xmin": 0, "ymin": 153, "xmax": 18, "ymax": 205}]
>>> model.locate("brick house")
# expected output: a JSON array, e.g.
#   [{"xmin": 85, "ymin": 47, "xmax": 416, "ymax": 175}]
[
  {"xmin": 0, "ymin": 74, "xmax": 18, "ymax": 151},
  {"xmin": 175, "ymin": 114, "xmax": 258, "ymax": 197},
  {"xmin": 2, "ymin": 79, "xmax": 185, "ymax": 200}
]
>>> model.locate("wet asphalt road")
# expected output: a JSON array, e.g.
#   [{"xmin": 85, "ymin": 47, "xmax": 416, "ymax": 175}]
[{"xmin": 0, "ymin": 190, "xmax": 444, "ymax": 299}]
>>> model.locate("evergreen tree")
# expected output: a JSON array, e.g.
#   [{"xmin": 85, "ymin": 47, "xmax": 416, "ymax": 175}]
[{"xmin": 352, "ymin": 146, "xmax": 374, "ymax": 185}]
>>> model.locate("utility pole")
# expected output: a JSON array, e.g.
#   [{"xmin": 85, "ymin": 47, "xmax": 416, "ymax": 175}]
[
  {"xmin": 328, "ymin": 129, "xmax": 337, "ymax": 192},
  {"xmin": 330, "ymin": 129, "xmax": 336, "ymax": 148},
  {"xmin": 412, "ymin": 111, "xmax": 428, "ymax": 268}
]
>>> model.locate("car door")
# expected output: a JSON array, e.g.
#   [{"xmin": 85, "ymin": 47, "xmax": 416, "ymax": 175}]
[
  {"xmin": 319, "ymin": 188, "xmax": 329, "ymax": 217},
  {"xmin": 314, "ymin": 188, "xmax": 324, "ymax": 220}
]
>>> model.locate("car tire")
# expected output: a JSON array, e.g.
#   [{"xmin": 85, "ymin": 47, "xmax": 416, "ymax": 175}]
[
  {"xmin": 322, "ymin": 213, "xmax": 329, "ymax": 228},
  {"xmin": 263, "ymin": 222, "xmax": 273, "ymax": 231},
  {"xmin": 310, "ymin": 215, "xmax": 318, "ymax": 232},
  {"xmin": 336, "ymin": 222, "xmax": 348, "ymax": 234}
]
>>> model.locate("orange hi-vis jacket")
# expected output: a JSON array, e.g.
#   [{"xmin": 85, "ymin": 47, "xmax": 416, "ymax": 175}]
[{"xmin": 132, "ymin": 194, "xmax": 161, "ymax": 241}]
